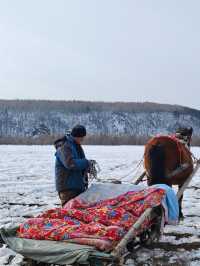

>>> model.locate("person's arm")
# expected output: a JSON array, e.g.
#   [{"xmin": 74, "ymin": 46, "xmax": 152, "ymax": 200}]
[{"xmin": 56, "ymin": 143, "xmax": 89, "ymax": 170}]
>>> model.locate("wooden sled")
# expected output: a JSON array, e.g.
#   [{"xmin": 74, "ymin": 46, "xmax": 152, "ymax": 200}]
[{"xmin": 1, "ymin": 159, "xmax": 199, "ymax": 266}]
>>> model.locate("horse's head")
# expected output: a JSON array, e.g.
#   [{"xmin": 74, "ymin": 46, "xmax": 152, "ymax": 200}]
[{"xmin": 175, "ymin": 127, "xmax": 193, "ymax": 147}]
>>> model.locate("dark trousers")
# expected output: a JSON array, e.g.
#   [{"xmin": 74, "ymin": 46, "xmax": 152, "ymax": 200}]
[{"xmin": 58, "ymin": 190, "xmax": 81, "ymax": 207}]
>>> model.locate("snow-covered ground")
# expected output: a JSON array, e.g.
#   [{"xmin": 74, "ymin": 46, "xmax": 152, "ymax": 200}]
[{"xmin": 0, "ymin": 145, "xmax": 200, "ymax": 266}]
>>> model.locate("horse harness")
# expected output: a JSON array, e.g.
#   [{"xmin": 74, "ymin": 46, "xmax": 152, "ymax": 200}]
[{"xmin": 145, "ymin": 134, "xmax": 193, "ymax": 185}]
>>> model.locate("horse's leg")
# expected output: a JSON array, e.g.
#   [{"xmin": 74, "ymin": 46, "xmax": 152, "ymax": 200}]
[{"xmin": 178, "ymin": 185, "xmax": 184, "ymax": 219}]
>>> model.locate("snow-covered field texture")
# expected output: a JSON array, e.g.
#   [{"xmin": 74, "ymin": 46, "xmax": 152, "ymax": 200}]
[{"xmin": 0, "ymin": 145, "xmax": 200, "ymax": 266}]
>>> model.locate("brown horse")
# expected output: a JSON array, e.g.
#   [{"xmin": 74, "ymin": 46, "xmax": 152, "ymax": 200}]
[{"xmin": 144, "ymin": 127, "xmax": 194, "ymax": 218}]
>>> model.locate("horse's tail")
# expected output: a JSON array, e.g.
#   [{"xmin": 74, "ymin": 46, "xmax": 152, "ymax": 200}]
[{"xmin": 148, "ymin": 144, "xmax": 166, "ymax": 185}]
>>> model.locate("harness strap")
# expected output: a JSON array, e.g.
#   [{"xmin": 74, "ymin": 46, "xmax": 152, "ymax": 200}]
[{"xmin": 154, "ymin": 134, "xmax": 189, "ymax": 165}]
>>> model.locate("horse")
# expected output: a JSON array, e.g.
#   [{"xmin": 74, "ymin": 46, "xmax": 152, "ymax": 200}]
[{"xmin": 144, "ymin": 127, "xmax": 194, "ymax": 219}]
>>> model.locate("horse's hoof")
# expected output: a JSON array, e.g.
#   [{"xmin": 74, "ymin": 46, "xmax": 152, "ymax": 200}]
[
  {"xmin": 179, "ymin": 212, "xmax": 184, "ymax": 220},
  {"xmin": 0, "ymin": 234, "xmax": 5, "ymax": 245}
]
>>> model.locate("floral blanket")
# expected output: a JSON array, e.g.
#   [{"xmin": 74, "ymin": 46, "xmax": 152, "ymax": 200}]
[{"xmin": 17, "ymin": 187, "xmax": 165, "ymax": 250}]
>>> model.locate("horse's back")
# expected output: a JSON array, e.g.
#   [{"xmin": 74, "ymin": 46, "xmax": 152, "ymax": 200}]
[{"xmin": 144, "ymin": 135, "xmax": 193, "ymax": 185}]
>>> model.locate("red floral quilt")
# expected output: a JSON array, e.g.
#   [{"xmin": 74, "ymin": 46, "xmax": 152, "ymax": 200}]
[{"xmin": 17, "ymin": 187, "xmax": 165, "ymax": 250}]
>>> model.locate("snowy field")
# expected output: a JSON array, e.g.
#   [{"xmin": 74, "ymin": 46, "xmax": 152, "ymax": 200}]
[{"xmin": 0, "ymin": 145, "xmax": 200, "ymax": 266}]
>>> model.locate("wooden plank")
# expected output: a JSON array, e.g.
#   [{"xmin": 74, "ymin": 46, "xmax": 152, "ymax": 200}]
[
  {"xmin": 111, "ymin": 208, "xmax": 152, "ymax": 258},
  {"xmin": 177, "ymin": 160, "xmax": 200, "ymax": 200},
  {"xmin": 133, "ymin": 171, "xmax": 146, "ymax": 185}
]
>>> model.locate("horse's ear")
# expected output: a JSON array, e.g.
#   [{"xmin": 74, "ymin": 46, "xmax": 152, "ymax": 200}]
[{"xmin": 189, "ymin": 127, "xmax": 193, "ymax": 136}]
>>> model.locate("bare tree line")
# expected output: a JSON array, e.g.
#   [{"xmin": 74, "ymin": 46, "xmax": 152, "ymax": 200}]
[
  {"xmin": 1, "ymin": 134, "xmax": 200, "ymax": 146},
  {"xmin": 0, "ymin": 100, "xmax": 200, "ymax": 143},
  {"xmin": 1, "ymin": 99, "xmax": 199, "ymax": 114}
]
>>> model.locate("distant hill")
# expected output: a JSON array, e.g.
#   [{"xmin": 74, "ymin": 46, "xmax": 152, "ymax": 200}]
[{"xmin": 0, "ymin": 99, "xmax": 200, "ymax": 144}]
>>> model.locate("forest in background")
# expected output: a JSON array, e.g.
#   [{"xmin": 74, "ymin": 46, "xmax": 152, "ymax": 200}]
[{"xmin": 0, "ymin": 99, "xmax": 200, "ymax": 145}]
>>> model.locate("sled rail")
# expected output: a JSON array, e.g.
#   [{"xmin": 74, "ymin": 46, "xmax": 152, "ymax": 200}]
[
  {"xmin": 111, "ymin": 207, "xmax": 153, "ymax": 258},
  {"xmin": 177, "ymin": 159, "xmax": 200, "ymax": 200}
]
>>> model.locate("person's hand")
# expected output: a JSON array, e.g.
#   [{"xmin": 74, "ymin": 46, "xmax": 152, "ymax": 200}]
[
  {"xmin": 87, "ymin": 160, "xmax": 97, "ymax": 175},
  {"xmin": 88, "ymin": 160, "xmax": 97, "ymax": 166}
]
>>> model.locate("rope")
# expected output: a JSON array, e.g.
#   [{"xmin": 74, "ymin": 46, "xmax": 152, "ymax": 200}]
[
  {"xmin": 88, "ymin": 160, "xmax": 101, "ymax": 184},
  {"xmin": 107, "ymin": 157, "xmax": 144, "ymax": 182},
  {"xmin": 87, "ymin": 157, "xmax": 144, "ymax": 184},
  {"xmin": 119, "ymin": 158, "xmax": 144, "ymax": 180},
  {"xmin": 164, "ymin": 134, "xmax": 198, "ymax": 165}
]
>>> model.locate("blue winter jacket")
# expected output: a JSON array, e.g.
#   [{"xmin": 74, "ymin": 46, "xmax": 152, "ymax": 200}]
[{"xmin": 55, "ymin": 136, "xmax": 89, "ymax": 192}]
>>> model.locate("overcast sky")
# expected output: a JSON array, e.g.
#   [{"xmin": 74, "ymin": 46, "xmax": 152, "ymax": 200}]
[{"xmin": 0, "ymin": 1, "xmax": 200, "ymax": 109}]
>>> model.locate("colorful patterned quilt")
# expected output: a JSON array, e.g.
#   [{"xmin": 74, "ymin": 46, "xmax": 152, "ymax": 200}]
[{"xmin": 17, "ymin": 187, "xmax": 165, "ymax": 251}]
